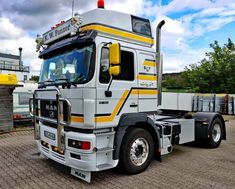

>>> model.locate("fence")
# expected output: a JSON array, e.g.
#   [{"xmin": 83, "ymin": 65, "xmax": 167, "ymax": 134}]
[
  {"xmin": 160, "ymin": 92, "xmax": 235, "ymax": 115},
  {"xmin": 0, "ymin": 60, "xmax": 29, "ymax": 72}
]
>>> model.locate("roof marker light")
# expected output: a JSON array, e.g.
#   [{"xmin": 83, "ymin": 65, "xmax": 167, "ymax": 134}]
[{"xmin": 98, "ymin": 0, "xmax": 105, "ymax": 9}]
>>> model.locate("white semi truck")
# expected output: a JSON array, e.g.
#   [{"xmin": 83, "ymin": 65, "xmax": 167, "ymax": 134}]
[{"xmin": 30, "ymin": 0, "xmax": 226, "ymax": 183}]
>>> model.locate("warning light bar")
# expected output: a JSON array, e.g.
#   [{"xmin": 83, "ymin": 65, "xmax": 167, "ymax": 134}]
[{"xmin": 51, "ymin": 21, "xmax": 65, "ymax": 30}]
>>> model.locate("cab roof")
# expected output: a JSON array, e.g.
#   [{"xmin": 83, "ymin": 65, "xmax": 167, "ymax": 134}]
[{"xmin": 81, "ymin": 8, "xmax": 153, "ymax": 39}]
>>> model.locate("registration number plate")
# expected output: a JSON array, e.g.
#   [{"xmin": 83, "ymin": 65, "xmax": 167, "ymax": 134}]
[{"xmin": 44, "ymin": 130, "xmax": 55, "ymax": 140}]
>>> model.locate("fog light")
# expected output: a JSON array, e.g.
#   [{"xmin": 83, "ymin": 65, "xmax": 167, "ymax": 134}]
[{"xmin": 68, "ymin": 139, "xmax": 91, "ymax": 150}]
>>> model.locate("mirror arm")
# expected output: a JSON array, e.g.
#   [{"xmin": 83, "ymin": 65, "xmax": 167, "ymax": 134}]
[
  {"xmin": 103, "ymin": 42, "xmax": 112, "ymax": 47},
  {"xmin": 105, "ymin": 76, "xmax": 113, "ymax": 97}
]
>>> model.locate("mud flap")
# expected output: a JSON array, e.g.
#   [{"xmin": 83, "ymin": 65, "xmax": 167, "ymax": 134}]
[{"xmin": 71, "ymin": 168, "xmax": 91, "ymax": 183}]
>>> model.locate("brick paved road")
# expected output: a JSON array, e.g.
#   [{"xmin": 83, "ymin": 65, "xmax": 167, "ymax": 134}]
[{"xmin": 0, "ymin": 119, "xmax": 235, "ymax": 189}]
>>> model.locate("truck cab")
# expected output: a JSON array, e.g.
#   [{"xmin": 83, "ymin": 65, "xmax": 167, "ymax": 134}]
[{"xmin": 31, "ymin": 3, "xmax": 226, "ymax": 183}]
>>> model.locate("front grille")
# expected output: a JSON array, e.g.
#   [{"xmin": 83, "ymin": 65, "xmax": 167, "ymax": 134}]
[
  {"xmin": 41, "ymin": 120, "xmax": 57, "ymax": 128},
  {"xmin": 40, "ymin": 100, "xmax": 58, "ymax": 120}
]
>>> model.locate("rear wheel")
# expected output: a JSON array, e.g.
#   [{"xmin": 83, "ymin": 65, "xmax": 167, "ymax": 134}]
[
  {"xmin": 207, "ymin": 118, "xmax": 223, "ymax": 148},
  {"xmin": 119, "ymin": 128, "xmax": 154, "ymax": 174}
]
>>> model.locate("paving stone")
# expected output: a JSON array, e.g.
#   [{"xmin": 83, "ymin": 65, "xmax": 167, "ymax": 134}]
[{"xmin": 0, "ymin": 121, "xmax": 235, "ymax": 189}]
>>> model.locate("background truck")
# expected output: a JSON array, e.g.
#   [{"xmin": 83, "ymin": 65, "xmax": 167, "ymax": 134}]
[
  {"xmin": 13, "ymin": 81, "xmax": 38, "ymax": 124},
  {"xmin": 30, "ymin": 0, "xmax": 226, "ymax": 183}
]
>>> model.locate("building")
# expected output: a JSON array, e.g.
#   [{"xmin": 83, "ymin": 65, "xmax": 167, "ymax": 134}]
[{"xmin": 0, "ymin": 48, "xmax": 30, "ymax": 82}]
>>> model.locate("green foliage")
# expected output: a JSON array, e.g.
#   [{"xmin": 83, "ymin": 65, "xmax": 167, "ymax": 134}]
[
  {"xmin": 162, "ymin": 73, "xmax": 187, "ymax": 89},
  {"xmin": 183, "ymin": 38, "xmax": 235, "ymax": 93},
  {"xmin": 30, "ymin": 75, "xmax": 39, "ymax": 82},
  {"xmin": 162, "ymin": 73, "xmax": 194, "ymax": 92}
]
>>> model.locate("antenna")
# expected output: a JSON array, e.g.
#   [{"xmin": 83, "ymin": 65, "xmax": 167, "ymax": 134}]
[{"xmin": 72, "ymin": 0, "xmax": 75, "ymax": 17}]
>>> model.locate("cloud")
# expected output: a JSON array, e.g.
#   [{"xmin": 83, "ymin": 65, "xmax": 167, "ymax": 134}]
[
  {"xmin": 148, "ymin": 0, "xmax": 235, "ymax": 72},
  {"xmin": 1, "ymin": 0, "xmax": 235, "ymax": 74},
  {"xmin": 0, "ymin": 0, "xmax": 93, "ymax": 32},
  {"xmin": 30, "ymin": 58, "xmax": 42, "ymax": 75},
  {"xmin": 163, "ymin": 47, "xmax": 209, "ymax": 73},
  {"xmin": 0, "ymin": 17, "xmax": 39, "ymax": 74},
  {"xmin": 0, "ymin": 18, "xmax": 24, "ymax": 39},
  {"xmin": 106, "ymin": 0, "xmax": 144, "ymax": 15}
]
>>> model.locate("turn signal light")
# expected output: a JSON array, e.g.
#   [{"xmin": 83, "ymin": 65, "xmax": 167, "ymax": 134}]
[{"xmin": 52, "ymin": 146, "xmax": 64, "ymax": 155}]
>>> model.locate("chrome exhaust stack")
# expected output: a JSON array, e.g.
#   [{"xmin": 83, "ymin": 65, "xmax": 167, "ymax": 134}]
[{"xmin": 156, "ymin": 20, "xmax": 165, "ymax": 106}]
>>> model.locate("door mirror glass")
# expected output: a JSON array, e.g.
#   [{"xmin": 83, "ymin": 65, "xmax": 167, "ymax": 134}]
[
  {"xmin": 109, "ymin": 65, "xmax": 121, "ymax": 76},
  {"xmin": 109, "ymin": 43, "xmax": 121, "ymax": 65}
]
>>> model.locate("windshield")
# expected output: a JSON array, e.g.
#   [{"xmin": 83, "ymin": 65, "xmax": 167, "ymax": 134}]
[{"xmin": 39, "ymin": 43, "xmax": 95, "ymax": 86}]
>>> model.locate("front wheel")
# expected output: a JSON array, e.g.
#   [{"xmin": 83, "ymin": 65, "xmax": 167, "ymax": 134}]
[
  {"xmin": 207, "ymin": 118, "xmax": 223, "ymax": 148},
  {"xmin": 119, "ymin": 128, "xmax": 154, "ymax": 174}
]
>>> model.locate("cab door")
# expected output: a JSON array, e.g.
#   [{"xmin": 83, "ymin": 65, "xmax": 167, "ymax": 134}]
[
  {"xmin": 96, "ymin": 43, "xmax": 138, "ymax": 128},
  {"xmin": 137, "ymin": 52, "xmax": 158, "ymax": 112}
]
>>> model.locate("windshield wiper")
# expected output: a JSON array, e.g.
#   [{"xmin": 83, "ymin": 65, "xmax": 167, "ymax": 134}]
[
  {"xmin": 55, "ymin": 78, "xmax": 68, "ymax": 82},
  {"xmin": 56, "ymin": 78, "xmax": 77, "ymax": 88},
  {"xmin": 38, "ymin": 80, "xmax": 57, "ymax": 88},
  {"xmin": 38, "ymin": 79, "xmax": 55, "ymax": 84},
  {"xmin": 73, "ymin": 74, "xmax": 85, "ymax": 82}
]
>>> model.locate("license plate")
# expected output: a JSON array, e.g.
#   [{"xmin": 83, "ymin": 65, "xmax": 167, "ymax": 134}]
[{"xmin": 44, "ymin": 130, "xmax": 55, "ymax": 140}]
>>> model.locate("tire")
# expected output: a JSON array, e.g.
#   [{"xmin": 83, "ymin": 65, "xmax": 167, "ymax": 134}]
[
  {"xmin": 119, "ymin": 128, "xmax": 154, "ymax": 174},
  {"xmin": 206, "ymin": 118, "xmax": 223, "ymax": 148}
]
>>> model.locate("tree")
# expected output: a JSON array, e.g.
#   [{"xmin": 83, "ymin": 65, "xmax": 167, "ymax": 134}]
[
  {"xmin": 162, "ymin": 73, "xmax": 189, "ymax": 89},
  {"xmin": 30, "ymin": 75, "xmax": 39, "ymax": 83},
  {"xmin": 183, "ymin": 38, "xmax": 235, "ymax": 93}
]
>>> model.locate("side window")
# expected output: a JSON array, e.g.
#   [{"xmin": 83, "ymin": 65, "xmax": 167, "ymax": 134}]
[
  {"xmin": 18, "ymin": 92, "xmax": 32, "ymax": 105},
  {"xmin": 99, "ymin": 48, "xmax": 110, "ymax": 83},
  {"xmin": 114, "ymin": 51, "xmax": 134, "ymax": 81},
  {"xmin": 99, "ymin": 48, "xmax": 135, "ymax": 83}
]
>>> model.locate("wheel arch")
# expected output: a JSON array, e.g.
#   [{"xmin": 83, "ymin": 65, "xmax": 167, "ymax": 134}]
[
  {"xmin": 193, "ymin": 112, "xmax": 226, "ymax": 140},
  {"xmin": 113, "ymin": 113, "xmax": 161, "ymax": 161}
]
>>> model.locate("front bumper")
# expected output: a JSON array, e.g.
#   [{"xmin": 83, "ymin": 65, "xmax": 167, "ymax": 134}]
[{"xmin": 38, "ymin": 125, "xmax": 97, "ymax": 172}]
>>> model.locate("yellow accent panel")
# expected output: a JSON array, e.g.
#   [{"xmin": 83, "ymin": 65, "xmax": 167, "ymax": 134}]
[
  {"xmin": 95, "ymin": 90, "xmax": 129, "ymax": 123},
  {"xmin": 71, "ymin": 116, "xmax": 84, "ymax": 123},
  {"xmin": 95, "ymin": 89, "xmax": 158, "ymax": 123},
  {"xmin": 138, "ymin": 89, "xmax": 158, "ymax": 95},
  {"xmin": 81, "ymin": 25, "xmax": 154, "ymax": 45},
  {"xmin": 143, "ymin": 61, "xmax": 157, "ymax": 67},
  {"xmin": 137, "ymin": 74, "xmax": 157, "ymax": 81},
  {"xmin": 0, "ymin": 74, "xmax": 17, "ymax": 85},
  {"xmin": 131, "ymin": 89, "xmax": 158, "ymax": 95},
  {"xmin": 130, "ymin": 89, "xmax": 139, "ymax": 95}
]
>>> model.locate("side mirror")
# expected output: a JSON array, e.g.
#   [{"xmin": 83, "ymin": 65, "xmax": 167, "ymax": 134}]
[
  {"xmin": 105, "ymin": 43, "xmax": 121, "ymax": 98},
  {"xmin": 109, "ymin": 65, "xmax": 120, "ymax": 76},
  {"xmin": 109, "ymin": 43, "xmax": 121, "ymax": 65}
]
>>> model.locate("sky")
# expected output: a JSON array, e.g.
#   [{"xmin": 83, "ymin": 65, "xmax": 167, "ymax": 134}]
[{"xmin": 0, "ymin": 0, "xmax": 235, "ymax": 75}]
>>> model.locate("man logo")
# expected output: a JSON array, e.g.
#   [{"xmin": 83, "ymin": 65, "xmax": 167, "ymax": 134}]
[
  {"xmin": 45, "ymin": 104, "xmax": 57, "ymax": 111},
  {"xmin": 75, "ymin": 171, "xmax": 86, "ymax": 179}
]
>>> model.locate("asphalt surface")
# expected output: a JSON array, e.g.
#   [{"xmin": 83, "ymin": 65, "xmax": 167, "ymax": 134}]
[{"xmin": 0, "ymin": 118, "xmax": 235, "ymax": 189}]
